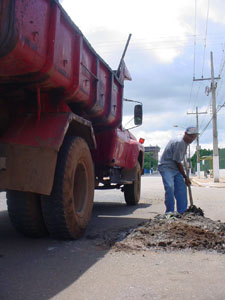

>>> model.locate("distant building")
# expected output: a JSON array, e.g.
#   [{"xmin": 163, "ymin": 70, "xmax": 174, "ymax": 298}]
[{"xmin": 145, "ymin": 146, "xmax": 160, "ymax": 161}]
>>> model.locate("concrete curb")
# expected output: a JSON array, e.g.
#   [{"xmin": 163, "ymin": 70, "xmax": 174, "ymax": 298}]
[
  {"xmin": 191, "ymin": 178, "xmax": 225, "ymax": 188},
  {"xmin": 191, "ymin": 178, "xmax": 202, "ymax": 187}
]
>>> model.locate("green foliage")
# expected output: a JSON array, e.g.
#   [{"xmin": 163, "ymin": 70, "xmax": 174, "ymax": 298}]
[
  {"xmin": 191, "ymin": 148, "xmax": 225, "ymax": 170},
  {"xmin": 144, "ymin": 152, "xmax": 158, "ymax": 170},
  {"xmin": 220, "ymin": 148, "xmax": 225, "ymax": 169},
  {"xmin": 191, "ymin": 149, "xmax": 213, "ymax": 169}
]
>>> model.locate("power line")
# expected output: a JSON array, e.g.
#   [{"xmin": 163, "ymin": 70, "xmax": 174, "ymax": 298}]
[
  {"xmin": 187, "ymin": 81, "xmax": 194, "ymax": 113},
  {"xmin": 200, "ymin": 99, "xmax": 225, "ymax": 137},
  {"xmin": 92, "ymin": 33, "xmax": 225, "ymax": 47},
  {"xmin": 201, "ymin": 0, "xmax": 210, "ymax": 78},
  {"xmin": 193, "ymin": 51, "xmax": 220, "ymax": 181},
  {"xmin": 199, "ymin": 97, "xmax": 211, "ymax": 129},
  {"xmin": 199, "ymin": 115, "xmax": 213, "ymax": 137},
  {"xmin": 187, "ymin": 106, "xmax": 207, "ymax": 178},
  {"xmin": 193, "ymin": 0, "xmax": 197, "ymax": 79},
  {"xmin": 218, "ymin": 44, "xmax": 225, "ymax": 76}
]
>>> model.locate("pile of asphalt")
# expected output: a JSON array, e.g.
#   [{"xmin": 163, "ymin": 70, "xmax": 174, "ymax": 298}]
[{"xmin": 112, "ymin": 213, "xmax": 225, "ymax": 254}]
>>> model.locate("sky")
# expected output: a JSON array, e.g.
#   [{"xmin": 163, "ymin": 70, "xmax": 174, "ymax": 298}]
[{"xmin": 59, "ymin": 0, "xmax": 225, "ymax": 157}]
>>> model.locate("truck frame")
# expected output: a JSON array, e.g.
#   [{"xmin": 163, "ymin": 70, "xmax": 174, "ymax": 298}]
[{"xmin": 0, "ymin": 0, "xmax": 144, "ymax": 239}]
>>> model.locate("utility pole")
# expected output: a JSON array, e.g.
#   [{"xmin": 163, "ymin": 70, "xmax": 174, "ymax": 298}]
[
  {"xmin": 193, "ymin": 51, "xmax": 220, "ymax": 182},
  {"xmin": 210, "ymin": 52, "xmax": 220, "ymax": 182},
  {"xmin": 187, "ymin": 107, "xmax": 207, "ymax": 179}
]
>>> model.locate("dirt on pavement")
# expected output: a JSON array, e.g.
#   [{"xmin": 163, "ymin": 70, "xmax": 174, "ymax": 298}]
[{"xmin": 111, "ymin": 212, "xmax": 225, "ymax": 254}]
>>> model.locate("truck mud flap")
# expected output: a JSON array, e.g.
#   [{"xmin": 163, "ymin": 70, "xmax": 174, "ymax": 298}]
[{"xmin": 0, "ymin": 143, "xmax": 57, "ymax": 195}]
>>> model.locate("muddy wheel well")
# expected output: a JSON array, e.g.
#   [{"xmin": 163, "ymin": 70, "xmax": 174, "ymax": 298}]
[
  {"xmin": 138, "ymin": 151, "xmax": 144, "ymax": 170},
  {"xmin": 65, "ymin": 119, "xmax": 96, "ymax": 150}
]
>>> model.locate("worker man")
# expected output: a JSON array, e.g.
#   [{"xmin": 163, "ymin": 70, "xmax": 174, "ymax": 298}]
[{"xmin": 158, "ymin": 127, "xmax": 198, "ymax": 215}]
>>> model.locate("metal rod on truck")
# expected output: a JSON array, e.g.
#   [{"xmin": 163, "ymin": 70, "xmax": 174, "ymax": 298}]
[{"xmin": 116, "ymin": 33, "xmax": 132, "ymax": 78}]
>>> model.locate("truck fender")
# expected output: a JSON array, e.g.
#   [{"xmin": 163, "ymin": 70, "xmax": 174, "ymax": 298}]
[
  {"xmin": 121, "ymin": 149, "xmax": 144, "ymax": 181},
  {"xmin": 0, "ymin": 112, "xmax": 96, "ymax": 195}
]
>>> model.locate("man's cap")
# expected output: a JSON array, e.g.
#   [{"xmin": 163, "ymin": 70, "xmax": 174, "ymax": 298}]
[{"xmin": 185, "ymin": 126, "xmax": 198, "ymax": 135}]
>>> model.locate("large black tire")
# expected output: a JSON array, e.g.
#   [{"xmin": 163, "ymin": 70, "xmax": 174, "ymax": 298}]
[
  {"xmin": 7, "ymin": 191, "xmax": 48, "ymax": 238},
  {"xmin": 124, "ymin": 162, "xmax": 141, "ymax": 206},
  {"xmin": 41, "ymin": 136, "xmax": 94, "ymax": 240}
]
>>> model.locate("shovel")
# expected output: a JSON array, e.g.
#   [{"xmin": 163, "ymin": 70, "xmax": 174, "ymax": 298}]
[
  {"xmin": 184, "ymin": 157, "xmax": 204, "ymax": 216},
  {"xmin": 184, "ymin": 158, "xmax": 193, "ymax": 206}
]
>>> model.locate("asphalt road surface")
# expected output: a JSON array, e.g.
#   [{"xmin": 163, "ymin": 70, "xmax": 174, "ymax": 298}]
[{"xmin": 1, "ymin": 175, "xmax": 225, "ymax": 300}]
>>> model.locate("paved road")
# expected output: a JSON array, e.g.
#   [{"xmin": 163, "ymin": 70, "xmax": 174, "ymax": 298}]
[{"xmin": 0, "ymin": 176, "xmax": 225, "ymax": 300}]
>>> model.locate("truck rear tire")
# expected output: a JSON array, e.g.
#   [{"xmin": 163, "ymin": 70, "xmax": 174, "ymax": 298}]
[
  {"xmin": 124, "ymin": 162, "xmax": 141, "ymax": 205},
  {"xmin": 7, "ymin": 191, "xmax": 48, "ymax": 238},
  {"xmin": 41, "ymin": 136, "xmax": 94, "ymax": 240}
]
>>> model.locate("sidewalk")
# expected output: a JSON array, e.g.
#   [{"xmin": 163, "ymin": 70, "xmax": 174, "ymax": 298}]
[{"xmin": 191, "ymin": 176, "xmax": 225, "ymax": 188}]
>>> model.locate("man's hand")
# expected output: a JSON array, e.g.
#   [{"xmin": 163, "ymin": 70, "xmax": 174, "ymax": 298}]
[
  {"xmin": 184, "ymin": 176, "xmax": 191, "ymax": 186},
  {"xmin": 175, "ymin": 161, "xmax": 192, "ymax": 186}
]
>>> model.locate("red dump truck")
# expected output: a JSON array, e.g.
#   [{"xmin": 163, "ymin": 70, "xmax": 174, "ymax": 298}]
[{"xmin": 0, "ymin": 0, "xmax": 144, "ymax": 239}]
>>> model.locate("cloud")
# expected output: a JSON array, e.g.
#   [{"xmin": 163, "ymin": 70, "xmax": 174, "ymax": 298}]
[
  {"xmin": 60, "ymin": 0, "xmax": 195, "ymax": 63},
  {"xmin": 59, "ymin": 0, "xmax": 225, "ymax": 153}
]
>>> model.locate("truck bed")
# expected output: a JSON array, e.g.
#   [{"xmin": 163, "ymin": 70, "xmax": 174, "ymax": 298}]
[{"xmin": 0, "ymin": 0, "xmax": 123, "ymax": 128}]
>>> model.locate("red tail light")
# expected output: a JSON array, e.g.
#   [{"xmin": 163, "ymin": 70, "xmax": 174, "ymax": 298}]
[{"xmin": 139, "ymin": 138, "xmax": 145, "ymax": 144}]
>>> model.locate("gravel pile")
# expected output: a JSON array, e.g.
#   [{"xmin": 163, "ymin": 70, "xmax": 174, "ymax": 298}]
[{"xmin": 113, "ymin": 213, "xmax": 225, "ymax": 253}]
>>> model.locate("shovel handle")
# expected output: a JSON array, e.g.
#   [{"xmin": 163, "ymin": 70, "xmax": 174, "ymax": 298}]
[
  {"xmin": 188, "ymin": 184, "xmax": 194, "ymax": 206},
  {"xmin": 184, "ymin": 156, "xmax": 194, "ymax": 206}
]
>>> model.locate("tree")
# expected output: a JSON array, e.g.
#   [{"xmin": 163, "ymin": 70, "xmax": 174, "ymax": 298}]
[
  {"xmin": 191, "ymin": 149, "xmax": 213, "ymax": 170},
  {"xmin": 144, "ymin": 152, "xmax": 158, "ymax": 171}
]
